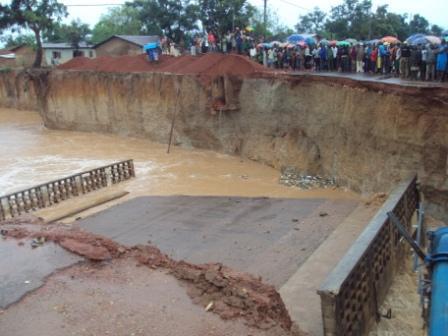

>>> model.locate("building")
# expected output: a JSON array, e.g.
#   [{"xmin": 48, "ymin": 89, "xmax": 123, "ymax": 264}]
[
  {"xmin": 94, "ymin": 35, "xmax": 159, "ymax": 57},
  {"xmin": 9, "ymin": 45, "xmax": 35, "ymax": 67},
  {"xmin": 42, "ymin": 42, "xmax": 95, "ymax": 66},
  {"xmin": 0, "ymin": 49, "xmax": 16, "ymax": 68}
]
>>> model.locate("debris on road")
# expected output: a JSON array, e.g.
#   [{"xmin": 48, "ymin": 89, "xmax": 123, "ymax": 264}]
[{"xmin": 279, "ymin": 167, "xmax": 336, "ymax": 189}]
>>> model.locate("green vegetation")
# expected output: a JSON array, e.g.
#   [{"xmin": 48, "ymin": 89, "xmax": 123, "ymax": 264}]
[
  {"xmin": 0, "ymin": 0, "xmax": 67, "ymax": 67},
  {"xmin": 91, "ymin": 6, "xmax": 143, "ymax": 44},
  {"xmin": 296, "ymin": 0, "xmax": 445, "ymax": 41}
]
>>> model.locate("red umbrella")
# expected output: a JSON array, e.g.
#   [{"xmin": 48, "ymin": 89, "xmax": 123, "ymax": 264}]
[
  {"xmin": 329, "ymin": 40, "xmax": 337, "ymax": 46},
  {"xmin": 381, "ymin": 36, "xmax": 400, "ymax": 44}
]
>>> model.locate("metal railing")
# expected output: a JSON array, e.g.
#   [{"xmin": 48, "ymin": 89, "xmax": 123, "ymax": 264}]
[
  {"xmin": 318, "ymin": 176, "xmax": 419, "ymax": 336},
  {"xmin": 0, "ymin": 159, "xmax": 135, "ymax": 220}
]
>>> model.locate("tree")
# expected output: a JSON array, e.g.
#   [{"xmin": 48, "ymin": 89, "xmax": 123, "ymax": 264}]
[
  {"xmin": 91, "ymin": 6, "xmax": 143, "ymax": 44},
  {"xmin": 409, "ymin": 14, "xmax": 429, "ymax": 34},
  {"xmin": 199, "ymin": 0, "xmax": 255, "ymax": 38},
  {"xmin": 370, "ymin": 5, "xmax": 409, "ymax": 40},
  {"xmin": 251, "ymin": 6, "xmax": 286, "ymax": 40},
  {"xmin": 0, "ymin": 0, "xmax": 67, "ymax": 67},
  {"xmin": 430, "ymin": 24, "xmax": 443, "ymax": 36},
  {"xmin": 127, "ymin": 0, "xmax": 199, "ymax": 44},
  {"xmin": 295, "ymin": 7, "xmax": 326, "ymax": 34},
  {"xmin": 325, "ymin": 0, "xmax": 372, "ymax": 40},
  {"xmin": 46, "ymin": 19, "xmax": 91, "ymax": 49},
  {"xmin": 0, "ymin": 33, "xmax": 36, "ymax": 49}
]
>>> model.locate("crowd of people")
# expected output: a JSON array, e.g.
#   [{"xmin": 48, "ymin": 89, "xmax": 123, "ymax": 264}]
[
  {"xmin": 254, "ymin": 40, "xmax": 448, "ymax": 82},
  {"xmin": 158, "ymin": 28, "xmax": 448, "ymax": 82}
]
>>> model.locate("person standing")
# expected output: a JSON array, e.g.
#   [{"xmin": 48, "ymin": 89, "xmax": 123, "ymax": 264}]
[
  {"xmin": 370, "ymin": 46, "xmax": 378, "ymax": 73},
  {"xmin": 234, "ymin": 28, "xmax": 243, "ymax": 54},
  {"xmin": 421, "ymin": 45, "xmax": 428, "ymax": 80},
  {"xmin": 304, "ymin": 45, "xmax": 311, "ymax": 70},
  {"xmin": 400, "ymin": 42, "xmax": 411, "ymax": 79},
  {"xmin": 409, "ymin": 46, "xmax": 421, "ymax": 80},
  {"xmin": 350, "ymin": 46, "xmax": 357, "ymax": 72},
  {"xmin": 356, "ymin": 44, "xmax": 364, "ymax": 73},
  {"xmin": 208, "ymin": 31, "xmax": 216, "ymax": 52},
  {"xmin": 331, "ymin": 44, "xmax": 338, "ymax": 71},
  {"xmin": 393, "ymin": 44, "xmax": 401, "ymax": 77},
  {"xmin": 267, "ymin": 48, "xmax": 275, "ymax": 68},
  {"xmin": 436, "ymin": 40, "xmax": 448, "ymax": 82},
  {"xmin": 319, "ymin": 44, "xmax": 328, "ymax": 71},
  {"xmin": 426, "ymin": 45, "xmax": 436, "ymax": 81},
  {"xmin": 313, "ymin": 46, "xmax": 320, "ymax": 71}
]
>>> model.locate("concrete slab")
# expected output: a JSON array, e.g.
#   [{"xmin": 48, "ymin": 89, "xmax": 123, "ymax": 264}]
[
  {"xmin": 0, "ymin": 238, "xmax": 83, "ymax": 309},
  {"xmin": 78, "ymin": 195, "xmax": 358, "ymax": 287}
]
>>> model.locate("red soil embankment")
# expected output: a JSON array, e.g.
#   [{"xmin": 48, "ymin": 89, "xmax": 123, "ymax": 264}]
[{"xmin": 57, "ymin": 53, "xmax": 268, "ymax": 78}]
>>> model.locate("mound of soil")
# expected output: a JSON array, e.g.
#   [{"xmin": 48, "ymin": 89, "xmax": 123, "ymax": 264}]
[
  {"xmin": 2, "ymin": 222, "xmax": 294, "ymax": 332},
  {"xmin": 57, "ymin": 53, "xmax": 268, "ymax": 79}
]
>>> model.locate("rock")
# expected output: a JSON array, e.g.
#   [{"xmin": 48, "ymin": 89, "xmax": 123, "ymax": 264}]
[
  {"xmin": 205, "ymin": 301, "xmax": 214, "ymax": 312},
  {"xmin": 319, "ymin": 212, "xmax": 328, "ymax": 217},
  {"xmin": 59, "ymin": 238, "xmax": 111, "ymax": 261}
]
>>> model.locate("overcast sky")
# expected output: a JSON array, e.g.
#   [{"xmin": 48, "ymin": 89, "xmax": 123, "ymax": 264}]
[
  {"xmin": 57, "ymin": 0, "xmax": 447, "ymax": 29},
  {"xmin": 1, "ymin": 0, "xmax": 447, "ymax": 30}
]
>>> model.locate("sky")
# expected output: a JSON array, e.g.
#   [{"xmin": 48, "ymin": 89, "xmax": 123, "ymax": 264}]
[
  {"xmin": 58, "ymin": 0, "xmax": 447, "ymax": 29},
  {"xmin": 0, "ymin": 0, "xmax": 447, "ymax": 30}
]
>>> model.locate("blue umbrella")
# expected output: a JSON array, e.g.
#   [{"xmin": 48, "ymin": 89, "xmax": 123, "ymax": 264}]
[
  {"xmin": 405, "ymin": 34, "xmax": 441, "ymax": 46},
  {"xmin": 405, "ymin": 33, "xmax": 426, "ymax": 44},
  {"xmin": 287, "ymin": 34, "xmax": 305, "ymax": 43},
  {"xmin": 305, "ymin": 36, "xmax": 316, "ymax": 46}
]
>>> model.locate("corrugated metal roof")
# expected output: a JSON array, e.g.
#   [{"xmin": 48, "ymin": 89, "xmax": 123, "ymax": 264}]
[
  {"xmin": 94, "ymin": 35, "xmax": 160, "ymax": 48},
  {"xmin": 115, "ymin": 35, "xmax": 159, "ymax": 46},
  {"xmin": 42, "ymin": 42, "xmax": 94, "ymax": 49}
]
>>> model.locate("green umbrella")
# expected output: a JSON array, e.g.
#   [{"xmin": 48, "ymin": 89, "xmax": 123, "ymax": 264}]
[{"xmin": 336, "ymin": 41, "xmax": 351, "ymax": 47}]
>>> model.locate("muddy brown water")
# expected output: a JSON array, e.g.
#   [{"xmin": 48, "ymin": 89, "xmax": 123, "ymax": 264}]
[{"xmin": 0, "ymin": 107, "xmax": 358, "ymax": 201}]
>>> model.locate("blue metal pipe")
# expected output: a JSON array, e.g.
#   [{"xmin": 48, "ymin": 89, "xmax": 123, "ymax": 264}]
[{"xmin": 428, "ymin": 227, "xmax": 448, "ymax": 336}]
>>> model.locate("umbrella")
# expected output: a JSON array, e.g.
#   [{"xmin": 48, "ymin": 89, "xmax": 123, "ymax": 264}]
[
  {"xmin": 406, "ymin": 34, "xmax": 442, "ymax": 45},
  {"xmin": 366, "ymin": 39, "xmax": 379, "ymax": 45},
  {"xmin": 381, "ymin": 36, "xmax": 400, "ymax": 44},
  {"xmin": 305, "ymin": 36, "xmax": 316, "ymax": 46},
  {"xmin": 329, "ymin": 40, "xmax": 338, "ymax": 46},
  {"xmin": 345, "ymin": 38, "xmax": 357, "ymax": 45},
  {"xmin": 425, "ymin": 35, "xmax": 442, "ymax": 45},
  {"xmin": 405, "ymin": 33, "xmax": 426, "ymax": 44},
  {"xmin": 337, "ymin": 41, "xmax": 351, "ymax": 47},
  {"xmin": 245, "ymin": 26, "xmax": 254, "ymax": 32},
  {"xmin": 257, "ymin": 42, "xmax": 272, "ymax": 49},
  {"xmin": 296, "ymin": 41, "xmax": 307, "ymax": 47},
  {"xmin": 287, "ymin": 34, "xmax": 305, "ymax": 43},
  {"xmin": 319, "ymin": 39, "xmax": 330, "ymax": 46}
]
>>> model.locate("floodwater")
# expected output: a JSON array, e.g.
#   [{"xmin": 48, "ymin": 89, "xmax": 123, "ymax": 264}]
[{"xmin": 0, "ymin": 107, "xmax": 358, "ymax": 200}]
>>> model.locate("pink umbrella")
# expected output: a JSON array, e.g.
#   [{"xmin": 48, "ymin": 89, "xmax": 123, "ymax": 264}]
[
  {"xmin": 296, "ymin": 41, "xmax": 307, "ymax": 47},
  {"xmin": 425, "ymin": 35, "xmax": 442, "ymax": 45}
]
